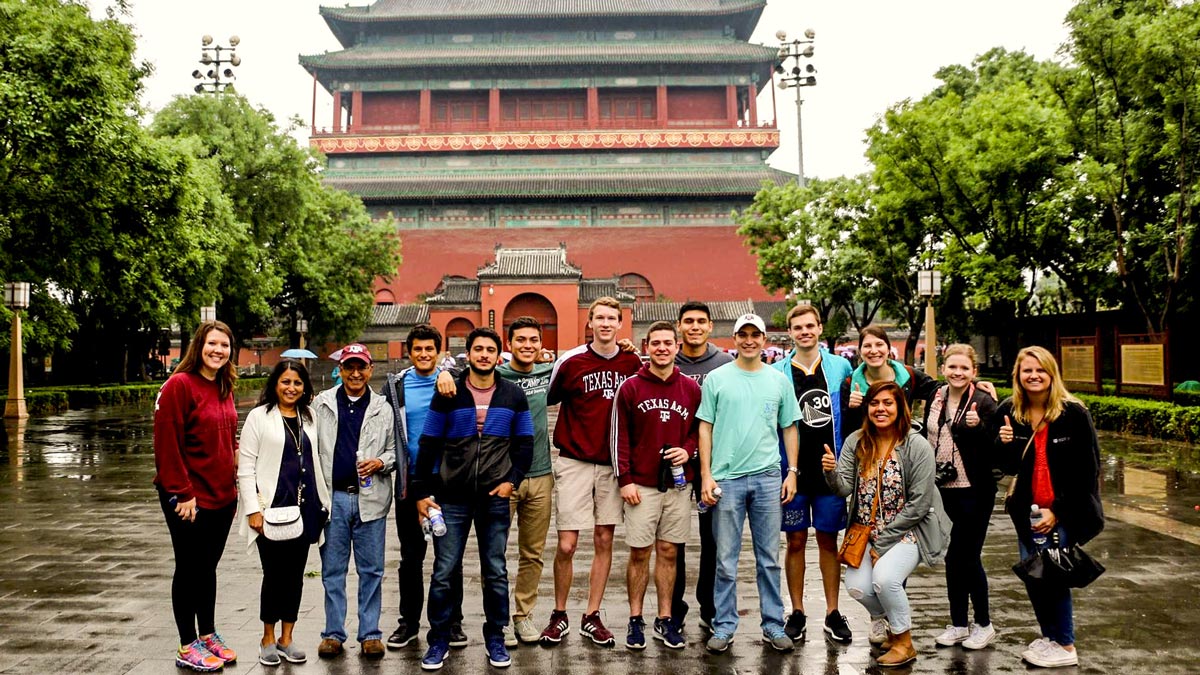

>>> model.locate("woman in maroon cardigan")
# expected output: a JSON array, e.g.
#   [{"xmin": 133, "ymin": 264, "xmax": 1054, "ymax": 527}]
[{"xmin": 154, "ymin": 320, "xmax": 240, "ymax": 673}]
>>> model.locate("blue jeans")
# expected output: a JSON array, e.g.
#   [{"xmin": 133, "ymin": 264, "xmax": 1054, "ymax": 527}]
[
  {"xmin": 712, "ymin": 471, "xmax": 785, "ymax": 637},
  {"xmin": 1018, "ymin": 525, "xmax": 1075, "ymax": 646},
  {"xmin": 428, "ymin": 496, "xmax": 512, "ymax": 643},
  {"xmin": 844, "ymin": 542, "xmax": 920, "ymax": 632},
  {"xmin": 320, "ymin": 490, "xmax": 387, "ymax": 643}
]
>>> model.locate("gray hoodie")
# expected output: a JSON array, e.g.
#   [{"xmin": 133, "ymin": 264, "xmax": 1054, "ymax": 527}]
[{"xmin": 675, "ymin": 343, "xmax": 733, "ymax": 386}]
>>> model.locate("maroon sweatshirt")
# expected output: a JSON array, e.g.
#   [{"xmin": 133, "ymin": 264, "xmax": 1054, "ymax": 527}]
[
  {"xmin": 610, "ymin": 363, "xmax": 702, "ymax": 488},
  {"xmin": 153, "ymin": 372, "xmax": 238, "ymax": 509},
  {"xmin": 548, "ymin": 343, "xmax": 642, "ymax": 464}
]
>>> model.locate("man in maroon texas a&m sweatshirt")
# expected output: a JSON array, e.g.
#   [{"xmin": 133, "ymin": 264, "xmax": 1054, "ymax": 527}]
[{"xmin": 610, "ymin": 321, "xmax": 701, "ymax": 650}]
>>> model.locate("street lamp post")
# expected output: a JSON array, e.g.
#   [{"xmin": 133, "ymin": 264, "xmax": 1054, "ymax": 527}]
[
  {"xmin": 4, "ymin": 282, "xmax": 31, "ymax": 420},
  {"xmin": 296, "ymin": 318, "xmax": 309, "ymax": 352},
  {"xmin": 918, "ymin": 269, "xmax": 943, "ymax": 378},
  {"xmin": 200, "ymin": 305, "xmax": 217, "ymax": 323},
  {"xmin": 192, "ymin": 35, "xmax": 241, "ymax": 94},
  {"xmin": 775, "ymin": 29, "xmax": 817, "ymax": 187}
]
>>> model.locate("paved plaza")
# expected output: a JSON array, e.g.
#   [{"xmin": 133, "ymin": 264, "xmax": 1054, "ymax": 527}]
[{"xmin": 1, "ymin": 400, "xmax": 1199, "ymax": 674}]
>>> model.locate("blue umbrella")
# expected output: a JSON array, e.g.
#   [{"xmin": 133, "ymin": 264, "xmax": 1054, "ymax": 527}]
[{"xmin": 281, "ymin": 348, "xmax": 318, "ymax": 359}]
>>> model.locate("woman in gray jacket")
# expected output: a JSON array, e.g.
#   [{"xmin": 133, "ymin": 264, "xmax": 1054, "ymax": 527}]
[{"xmin": 822, "ymin": 381, "xmax": 950, "ymax": 668}]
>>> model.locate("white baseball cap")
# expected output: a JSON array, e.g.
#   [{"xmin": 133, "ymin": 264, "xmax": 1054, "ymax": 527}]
[{"xmin": 733, "ymin": 313, "xmax": 767, "ymax": 334}]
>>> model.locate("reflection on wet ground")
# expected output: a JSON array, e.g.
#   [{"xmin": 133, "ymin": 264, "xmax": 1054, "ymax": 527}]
[{"xmin": 1, "ymin": 404, "xmax": 1198, "ymax": 673}]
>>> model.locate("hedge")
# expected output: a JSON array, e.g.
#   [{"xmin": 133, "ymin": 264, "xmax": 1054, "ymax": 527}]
[
  {"xmin": 6, "ymin": 377, "xmax": 268, "ymax": 415},
  {"xmin": 989, "ymin": 386, "xmax": 1199, "ymax": 443}
]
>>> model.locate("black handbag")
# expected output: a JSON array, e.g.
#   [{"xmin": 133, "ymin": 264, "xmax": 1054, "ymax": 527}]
[{"xmin": 1013, "ymin": 543, "xmax": 1105, "ymax": 588}]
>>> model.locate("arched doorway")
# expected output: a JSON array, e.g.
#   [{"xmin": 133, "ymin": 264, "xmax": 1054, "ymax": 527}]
[
  {"xmin": 503, "ymin": 292, "xmax": 558, "ymax": 352},
  {"xmin": 445, "ymin": 317, "xmax": 475, "ymax": 355}
]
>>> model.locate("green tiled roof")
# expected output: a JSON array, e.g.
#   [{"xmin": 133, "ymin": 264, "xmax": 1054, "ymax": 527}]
[
  {"xmin": 321, "ymin": 0, "xmax": 765, "ymax": 22},
  {"xmin": 300, "ymin": 40, "xmax": 777, "ymax": 70},
  {"xmin": 325, "ymin": 166, "xmax": 792, "ymax": 200}
]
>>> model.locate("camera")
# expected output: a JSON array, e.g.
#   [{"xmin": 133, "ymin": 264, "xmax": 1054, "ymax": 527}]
[{"xmin": 935, "ymin": 461, "xmax": 958, "ymax": 486}]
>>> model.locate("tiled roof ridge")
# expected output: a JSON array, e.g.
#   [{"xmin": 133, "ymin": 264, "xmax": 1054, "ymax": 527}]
[
  {"xmin": 477, "ymin": 244, "xmax": 584, "ymax": 279},
  {"xmin": 321, "ymin": 0, "xmax": 765, "ymax": 22}
]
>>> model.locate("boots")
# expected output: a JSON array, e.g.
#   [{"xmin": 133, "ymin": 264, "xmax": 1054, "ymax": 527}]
[
  {"xmin": 879, "ymin": 630, "xmax": 894, "ymax": 651},
  {"xmin": 877, "ymin": 630, "xmax": 917, "ymax": 668}
]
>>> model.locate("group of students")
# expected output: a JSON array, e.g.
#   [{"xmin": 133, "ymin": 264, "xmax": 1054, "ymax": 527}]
[{"xmin": 152, "ymin": 297, "xmax": 1103, "ymax": 672}]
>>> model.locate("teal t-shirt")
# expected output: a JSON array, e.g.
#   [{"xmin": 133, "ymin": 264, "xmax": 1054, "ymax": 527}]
[
  {"xmin": 497, "ymin": 361, "xmax": 553, "ymax": 478},
  {"xmin": 697, "ymin": 362, "xmax": 801, "ymax": 481}
]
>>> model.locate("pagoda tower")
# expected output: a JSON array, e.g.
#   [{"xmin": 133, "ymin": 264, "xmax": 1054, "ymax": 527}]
[{"xmin": 301, "ymin": 0, "xmax": 791, "ymax": 307}]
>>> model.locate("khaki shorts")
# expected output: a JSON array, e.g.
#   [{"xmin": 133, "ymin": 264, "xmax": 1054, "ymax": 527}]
[
  {"xmin": 554, "ymin": 455, "xmax": 623, "ymax": 530},
  {"xmin": 622, "ymin": 485, "xmax": 692, "ymax": 548}
]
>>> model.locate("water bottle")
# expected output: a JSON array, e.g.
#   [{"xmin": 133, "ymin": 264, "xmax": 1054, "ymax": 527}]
[
  {"xmin": 422, "ymin": 518, "xmax": 433, "ymax": 542},
  {"xmin": 357, "ymin": 450, "xmax": 374, "ymax": 494},
  {"xmin": 671, "ymin": 465, "xmax": 687, "ymax": 490},
  {"xmin": 425, "ymin": 507, "xmax": 447, "ymax": 537},
  {"xmin": 698, "ymin": 487, "xmax": 722, "ymax": 514},
  {"xmin": 1030, "ymin": 504, "xmax": 1047, "ymax": 547}
]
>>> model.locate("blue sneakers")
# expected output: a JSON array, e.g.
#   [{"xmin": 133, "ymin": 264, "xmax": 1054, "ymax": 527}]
[
  {"xmin": 625, "ymin": 616, "xmax": 646, "ymax": 650},
  {"xmin": 653, "ymin": 617, "xmax": 685, "ymax": 649},
  {"xmin": 421, "ymin": 641, "xmax": 450, "ymax": 671},
  {"xmin": 485, "ymin": 636, "xmax": 511, "ymax": 668}
]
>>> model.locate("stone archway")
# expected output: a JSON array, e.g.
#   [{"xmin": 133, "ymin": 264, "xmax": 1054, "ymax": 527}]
[{"xmin": 503, "ymin": 292, "xmax": 558, "ymax": 352}]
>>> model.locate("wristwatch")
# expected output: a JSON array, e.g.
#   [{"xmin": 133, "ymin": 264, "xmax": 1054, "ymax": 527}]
[{"xmin": 786, "ymin": 466, "xmax": 799, "ymax": 475}]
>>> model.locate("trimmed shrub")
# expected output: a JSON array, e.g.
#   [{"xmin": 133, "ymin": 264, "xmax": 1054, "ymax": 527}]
[{"xmin": 25, "ymin": 390, "xmax": 69, "ymax": 415}]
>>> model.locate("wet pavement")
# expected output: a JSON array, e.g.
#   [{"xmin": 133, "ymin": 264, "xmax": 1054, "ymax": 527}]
[{"xmin": 2, "ymin": 401, "xmax": 1199, "ymax": 674}]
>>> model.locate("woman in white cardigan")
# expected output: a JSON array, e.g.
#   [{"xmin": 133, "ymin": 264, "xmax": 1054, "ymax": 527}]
[{"xmin": 238, "ymin": 360, "xmax": 330, "ymax": 667}]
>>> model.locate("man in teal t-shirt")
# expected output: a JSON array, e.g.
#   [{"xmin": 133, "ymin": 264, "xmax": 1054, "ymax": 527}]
[
  {"xmin": 697, "ymin": 314, "xmax": 800, "ymax": 654},
  {"xmin": 495, "ymin": 316, "xmax": 555, "ymax": 645}
]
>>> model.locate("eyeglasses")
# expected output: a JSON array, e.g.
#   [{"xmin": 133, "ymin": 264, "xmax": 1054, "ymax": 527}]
[{"xmin": 341, "ymin": 361, "xmax": 371, "ymax": 373}]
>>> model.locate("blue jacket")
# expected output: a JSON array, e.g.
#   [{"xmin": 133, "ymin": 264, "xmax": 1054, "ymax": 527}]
[
  {"xmin": 772, "ymin": 348, "xmax": 855, "ymax": 456},
  {"xmin": 412, "ymin": 372, "xmax": 534, "ymax": 503}
]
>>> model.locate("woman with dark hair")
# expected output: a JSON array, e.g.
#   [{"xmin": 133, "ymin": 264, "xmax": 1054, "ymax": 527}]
[
  {"xmin": 996, "ymin": 346, "xmax": 1103, "ymax": 668},
  {"xmin": 923, "ymin": 344, "xmax": 1000, "ymax": 650},
  {"xmin": 154, "ymin": 320, "xmax": 240, "ymax": 672},
  {"xmin": 238, "ymin": 360, "xmax": 330, "ymax": 666},
  {"xmin": 840, "ymin": 326, "xmax": 938, "ymax": 433},
  {"xmin": 822, "ymin": 381, "xmax": 950, "ymax": 668}
]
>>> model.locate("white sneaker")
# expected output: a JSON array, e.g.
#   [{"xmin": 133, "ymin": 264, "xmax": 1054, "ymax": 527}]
[
  {"xmin": 869, "ymin": 617, "xmax": 890, "ymax": 646},
  {"xmin": 500, "ymin": 625, "xmax": 518, "ymax": 648},
  {"xmin": 934, "ymin": 625, "xmax": 970, "ymax": 646},
  {"xmin": 513, "ymin": 618, "xmax": 540, "ymax": 644},
  {"xmin": 962, "ymin": 623, "xmax": 996, "ymax": 650},
  {"xmin": 1024, "ymin": 640, "xmax": 1078, "ymax": 667}
]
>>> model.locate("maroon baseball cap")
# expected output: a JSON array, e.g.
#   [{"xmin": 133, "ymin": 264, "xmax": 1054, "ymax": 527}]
[{"xmin": 338, "ymin": 343, "xmax": 372, "ymax": 365}]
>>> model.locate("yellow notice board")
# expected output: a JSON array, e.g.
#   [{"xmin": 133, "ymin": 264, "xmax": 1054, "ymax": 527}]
[
  {"xmin": 1061, "ymin": 345, "xmax": 1096, "ymax": 384},
  {"xmin": 1120, "ymin": 344, "xmax": 1165, "ymax": 387}
]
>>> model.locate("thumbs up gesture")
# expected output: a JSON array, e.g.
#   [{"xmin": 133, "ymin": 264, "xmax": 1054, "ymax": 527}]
[
  {"xmin": 999, "ymin": 415, "xmax": 1014, "ymax": 443},
  {"xmin": 848, "ymin": 383, "xmax": 863, "ymax": 409},
  {"xmin": 965, "ymin": 402, "xmax": 980, "ymax": 428},
  {"xmin": 821, "ymin": 444, "xmax": 837, "ymax": 472}
]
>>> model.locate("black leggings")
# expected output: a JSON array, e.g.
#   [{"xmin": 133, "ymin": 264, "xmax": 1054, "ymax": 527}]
[
  {"xmin": 940, "ymin": 487, "xmax": 995, "ymax": 627},
  {"xmin": 159, "ymin": 489, "xmax": 236, "ymax": 645},
  {"xmin": 256, "ymin": 536, "xmax": 311, "ymax": 624}
]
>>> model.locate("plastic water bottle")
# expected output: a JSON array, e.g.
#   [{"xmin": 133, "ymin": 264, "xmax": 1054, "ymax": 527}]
[
  {"xmin": 1030, "ymin": 504, "xmax": 1047, "ymax": 547},
  {"xmin": 357, "ymin": 450, "xmax": 374, "ymax": 494},
  {"xmin": 425, "ymin": 507, "xmax": 447, "ymax": 537},
  {"xmin": 698, "ymin": 487, "xmax": 722, "ymax": 514},
  {"xmin": 671, "ymin": 465, "xmax": 687, "ymax": 490},
  {"xmin": 422, "ymin": 518, "xmax": 433, "ymax": 542}
]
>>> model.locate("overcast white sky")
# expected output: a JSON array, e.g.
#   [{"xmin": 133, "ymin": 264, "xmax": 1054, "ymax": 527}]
[{"xmin": 104, "ymin": 0, "xmax": 1077, "ymax": 179}]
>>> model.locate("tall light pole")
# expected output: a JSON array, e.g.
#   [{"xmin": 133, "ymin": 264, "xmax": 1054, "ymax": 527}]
[
  {"xmin": 4, "ymin": 282, "xmax": 31, "ymax": 420},
  {"xmin": 192, "ymin": 35, "xmax": 241, "ymax": 94},
  {"xmin": 775, "ymin": 29, "xmax": 817, "ymax": 186},
  {"xmin": 918, "ymin": 269, "xmax": 943, "ymax": 378}
]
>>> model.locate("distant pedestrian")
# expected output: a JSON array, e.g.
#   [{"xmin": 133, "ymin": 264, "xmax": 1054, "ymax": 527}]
[
  {"xmin": 153, "ymin": 320, "xmax": 240, "ymax": 672},
  {"xmin": 237, "ymin": 360, "xmax": 331, "ymax": 666},
  {"xmin": 922, "ymin": 344, "xmax": 1000, "ymax": 651},
  {"xmin": 823, "ymin": 381, "xmax": 950, "ymax": 668},
  {"xmin": 996, "ymin": 346, "xmax": 1103, "ymax": 669}
]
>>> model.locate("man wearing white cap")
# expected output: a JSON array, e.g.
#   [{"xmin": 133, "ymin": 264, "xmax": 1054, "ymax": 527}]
[{"xmin": 697, "ymin": 314, "xmax": 801, "ymax": 654}]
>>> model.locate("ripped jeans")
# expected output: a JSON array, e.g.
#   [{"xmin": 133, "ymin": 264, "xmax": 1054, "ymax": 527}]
[{"xmin": 843, "ymin": 541, "xmax": 920, "ymax": 632}]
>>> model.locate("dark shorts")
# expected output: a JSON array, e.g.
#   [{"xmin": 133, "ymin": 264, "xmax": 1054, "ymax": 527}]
[{"xmin": 781, "ymin": 492, "xmax": 846, "ymax": 533}]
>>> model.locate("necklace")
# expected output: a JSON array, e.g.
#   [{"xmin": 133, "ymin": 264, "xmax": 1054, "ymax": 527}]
[{"xmin": 283, "ymin": 414, "xmax": 304, "ymax": 454}]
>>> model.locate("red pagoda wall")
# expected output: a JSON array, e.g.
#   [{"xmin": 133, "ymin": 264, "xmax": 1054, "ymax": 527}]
[
  {"xmin": 667, "ymin": 89, "xmax": 727, "ymax": 121},
  {"xmin": 376, "ymin": 225, "xmax": 778, "ymax": 303}
]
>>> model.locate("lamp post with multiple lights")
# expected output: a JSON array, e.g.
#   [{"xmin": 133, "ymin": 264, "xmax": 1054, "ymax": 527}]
[
  {"xmin": 775, "ymin": 29, "xmax": 817, "ymax": 186},
  {"xmin": 192, "ymin": 35, "xmax": 241, "ymax": 94}
]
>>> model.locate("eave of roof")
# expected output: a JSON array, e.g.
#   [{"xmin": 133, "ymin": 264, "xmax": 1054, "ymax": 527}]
[{"xmin": 320, "ymin": 0, "xmax": 766, "ymax": 23}]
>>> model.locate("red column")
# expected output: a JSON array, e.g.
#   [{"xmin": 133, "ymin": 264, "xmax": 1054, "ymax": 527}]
[
  {"xmin": 587, "ymin": 87, "xmax": 599, "ymax": 127},
  {"xmin": 489, "ymin": 88, "xmax": 500, "ymax": 131},
  {"xmin": 725, "ymin": 84, "xmax": 738, "ymax": 127},
  {"xmin": 746, "ymin": 84, "xmax": 758, "ymax": 128},
  {"xmin": 350, "ymin": 90, "xmax": 363, "ymax": 132},
  {"xmin": 419, "ymin": 89, "xmax": 432, "ymax": 132},
  {"xmin": 332, "ymin": 90, "xmax": 342, "ymax": 133},
  {"xmin": 656, "ymin": 85, "xmax": 668, "ymax": 128}
]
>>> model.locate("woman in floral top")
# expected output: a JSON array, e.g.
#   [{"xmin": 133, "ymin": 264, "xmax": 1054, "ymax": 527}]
[{"xmin": 823, "ymin": 381, "xmax": 950, "ymax": 668}]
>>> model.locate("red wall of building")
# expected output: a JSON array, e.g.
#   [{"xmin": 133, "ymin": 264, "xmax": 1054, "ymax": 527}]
[
  {"xmin": 363, "ymin": 92, "xmax": 420, "ymax": 128},
  {"xmin": 375, "ymin": 226, "xmax": 779, "ymax": 304},
  {"xmin": 667, "ymin": 88, "xmax": 726, "ymax": 121}
]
